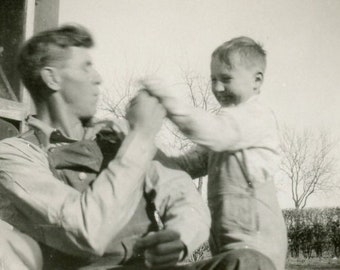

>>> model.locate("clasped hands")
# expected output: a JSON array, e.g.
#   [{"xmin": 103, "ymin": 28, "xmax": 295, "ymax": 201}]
[{"xmin": 126, "ymin": 77, "xmax": 182, "ymax": 135}]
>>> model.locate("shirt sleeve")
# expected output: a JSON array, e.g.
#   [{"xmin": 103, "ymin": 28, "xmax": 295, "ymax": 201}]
[
  {"xmin": 145, "ymin": 157, "xmax": 211, "ymax": 257},
  {"xmin": 169, "ymin": 98, "xmax": 279, "ymax": 152},
  {"xmin": 0, "ymin": 130, "xmax": 156, "ymax": 257},
  {"xmin": 157, "ymin": 146, "xmax": 209, "ymax": 179}
]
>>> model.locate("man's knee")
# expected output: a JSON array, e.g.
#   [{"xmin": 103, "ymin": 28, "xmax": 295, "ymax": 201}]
[
  {"xmin": 218, "ymin": 249, "xmax": 276, "ymax": 270},
  {"xmin": 0, "ymin": 225, "xmax": 43, "ymax": 270}
]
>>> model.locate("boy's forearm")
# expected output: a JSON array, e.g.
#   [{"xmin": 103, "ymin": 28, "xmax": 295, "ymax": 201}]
[{"xmin": 169, "ymin": 107, "xmax": 236, "ymax": 152}]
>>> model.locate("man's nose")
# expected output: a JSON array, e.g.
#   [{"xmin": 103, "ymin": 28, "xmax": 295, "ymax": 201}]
[
  {"xmin": 92, "ymin": 69, "xmax": 102, "ymax": 85},
  {"xmin": 213, "ymin": 81, "xmax": 225, "ymax": 92}
]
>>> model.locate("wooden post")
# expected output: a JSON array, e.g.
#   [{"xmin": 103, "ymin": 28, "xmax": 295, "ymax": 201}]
[{"xmin": 0, "ymin": 0, "xmax": 60, "ymax": 133}]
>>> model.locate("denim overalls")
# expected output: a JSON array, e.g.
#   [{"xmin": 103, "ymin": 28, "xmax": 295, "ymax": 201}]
[{"xmin": 207, "ymin": 150, "xmax": 287, "ymax": 270}]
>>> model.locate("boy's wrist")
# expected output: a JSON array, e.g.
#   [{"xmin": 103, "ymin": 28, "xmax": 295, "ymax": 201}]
[{"xmin": 161, "ymin": 97, "xmax": 189, "ymax": 116}]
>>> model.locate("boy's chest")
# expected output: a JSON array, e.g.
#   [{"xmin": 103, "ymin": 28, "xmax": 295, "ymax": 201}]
[{"xmin": 207, "ymin": 151, "xmax": 251, "ymax": 192}]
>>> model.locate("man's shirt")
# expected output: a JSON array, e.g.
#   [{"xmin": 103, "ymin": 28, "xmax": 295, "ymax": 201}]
[{"xmin": 0, "ymin": 117, "xmax": 210, "ymax": 263}]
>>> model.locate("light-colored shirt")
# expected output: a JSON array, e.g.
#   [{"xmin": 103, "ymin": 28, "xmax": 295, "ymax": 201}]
[
  {"xmin": 166, "ymin": 95, "xmax": 287, "ymax": 270},
  {"xmin": 167, "ymin": 95, "xmax": 281, "ymax": 184},
  {"xmin": 0, "ymin": 117, "xmax": 210, "ymax": 260}
]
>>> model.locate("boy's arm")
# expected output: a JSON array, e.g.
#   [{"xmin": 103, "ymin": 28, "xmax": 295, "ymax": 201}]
[
  {"xmin": 169, "ymin": 102, "xmax": 279, "ymax": 152},
  {"xmin": 142, "ymin": 78, "xmax": 278, "ymax": 152}
]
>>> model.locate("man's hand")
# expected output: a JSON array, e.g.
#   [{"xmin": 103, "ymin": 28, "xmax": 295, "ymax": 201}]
[
  {"xmin": 126, "ymin": 90, "xmax": 166, "ymax": 137},
  {"xmin": 134, "ymin": 230, "xmax": 186, "ymax": 269}
]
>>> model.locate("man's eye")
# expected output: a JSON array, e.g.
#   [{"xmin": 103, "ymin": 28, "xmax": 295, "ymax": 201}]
[{"xmin": 211, "ymin": 78, "xmax": 217, "ymax": 83}]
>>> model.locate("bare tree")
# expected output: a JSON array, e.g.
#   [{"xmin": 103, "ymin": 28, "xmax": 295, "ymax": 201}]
[{"xmin": 280, "ymin": 127, "xmax": 337, "ymax": 209}]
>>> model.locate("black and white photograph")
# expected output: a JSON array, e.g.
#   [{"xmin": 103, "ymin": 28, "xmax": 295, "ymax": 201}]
[{"xmin": 0, "ymin": 0, "xmax": 340, "ymax": 269}]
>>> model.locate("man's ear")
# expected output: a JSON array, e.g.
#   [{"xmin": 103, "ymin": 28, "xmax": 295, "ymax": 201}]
[
  {"xmin": 253, "ymin": 72, "xmax": 263, "ymax": 92},
  {"xmin": 40, "ymin": 67, "xmax": 62, "ymax": 91}
]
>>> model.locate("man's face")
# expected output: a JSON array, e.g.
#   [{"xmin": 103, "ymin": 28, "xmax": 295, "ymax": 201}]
[
  {"xmin": 58, "ymin": 47, "xmax": 101, "ymax": 120},
  {"xmin": 210, "ymin": 55, "xmax": 258, "ymax": 107}
]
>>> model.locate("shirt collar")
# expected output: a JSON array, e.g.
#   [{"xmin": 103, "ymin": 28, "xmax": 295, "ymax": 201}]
[
  {"xmin": 26, "ymin": 116, "xmax": 123, "ymax": 147},
  {"xmin": 26, "ymin": 116, "xmax": 85, "ymax": 147}
]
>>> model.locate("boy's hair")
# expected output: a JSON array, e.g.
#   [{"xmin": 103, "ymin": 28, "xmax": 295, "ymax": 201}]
[
  {"xmin": 212, "ymin": 36, "xmax": 266, "ymax": 72},
  {"xmin": 17, "ymin": 24, "xmax": 94, "ymax": 104}
]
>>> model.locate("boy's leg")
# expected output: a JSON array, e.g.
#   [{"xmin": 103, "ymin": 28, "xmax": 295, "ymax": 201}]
[{"xmin": 183, "ymin": 249, "xmax": 276, "ymax": 270}]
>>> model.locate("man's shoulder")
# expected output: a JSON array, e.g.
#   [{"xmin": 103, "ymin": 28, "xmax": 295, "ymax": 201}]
[{"xmin": 0, "ymin": 133, "xmax": 46, "ymax": 162}]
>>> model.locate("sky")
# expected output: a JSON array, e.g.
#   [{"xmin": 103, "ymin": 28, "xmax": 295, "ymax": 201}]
[{"xmin": 59, "ymin": 0, "xmax": 340, "ymax": 209}]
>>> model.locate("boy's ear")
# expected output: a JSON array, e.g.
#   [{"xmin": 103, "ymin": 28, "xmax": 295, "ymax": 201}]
[
  {"xmin": 253, "ymin": 72, "xmax": 263, "ymax": 92},
  {"xmin": 40, "ymin": 67, "xmax": 62, "ymax": 91}
]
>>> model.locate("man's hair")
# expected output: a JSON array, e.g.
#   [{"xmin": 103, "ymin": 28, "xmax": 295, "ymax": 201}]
[
  {"xmin": 212, "ymin": 36, "xmax": 266, "ymax": 72},
  {"xmin": 17, "ymin": 24, "xmax": 94, "ymax": 104}
]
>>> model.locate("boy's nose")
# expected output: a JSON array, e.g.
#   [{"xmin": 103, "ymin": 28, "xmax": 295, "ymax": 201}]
[{"xmin": 213, "ymin": 81, "xmax": 225, "ymax": 92}]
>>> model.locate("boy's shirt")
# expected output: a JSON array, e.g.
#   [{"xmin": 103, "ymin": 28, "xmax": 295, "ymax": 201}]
[
  {"xmin": 168, "ymin": 95, "xmax": 281, "ymax": 184},
  {"xmin": 165, "ymin": 95, "xmax": 287, "ymax": 270}
]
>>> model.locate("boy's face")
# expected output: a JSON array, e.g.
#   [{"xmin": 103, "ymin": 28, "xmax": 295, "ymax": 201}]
[
  {"xmin": 57, "ymin": 47, "xmax": 102, "ymax": 120},
  {"xmin": 210, "ymin": 54, "xmax": 261, "ymax": 107}
]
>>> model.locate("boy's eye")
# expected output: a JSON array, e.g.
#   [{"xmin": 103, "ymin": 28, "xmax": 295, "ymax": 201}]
[
  {"xmin": 211, "ymin": 78, "xmax": 217, "ymax": 83},
  {"xmin": 220, "ymin": 77, "xmax": 231, "ymax": 83}
]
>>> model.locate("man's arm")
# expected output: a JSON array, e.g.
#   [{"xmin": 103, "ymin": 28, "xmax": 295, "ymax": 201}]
[
  {"xmin": 0, "ymin": 93, "xmax": 166, "ymax": 257},
  {"xmin": 135, "ymin": 158, "xmax": 211, "ymax": 268},
  {"xmin": 156, "ymin": 146, "xmax": 208, "ymax": 180}
]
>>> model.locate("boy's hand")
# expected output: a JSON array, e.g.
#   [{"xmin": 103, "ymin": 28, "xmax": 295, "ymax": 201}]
[
  {"xmin": 140, "ymin": 77, "xmax": 172, "ymax": 100},
  {"xmin": 134, "ymin": 230, "xmax": 186, "ymax": 269},
  {"xmin": 140, "ymin": 77, "xmax": 184, "ymax": 116}
]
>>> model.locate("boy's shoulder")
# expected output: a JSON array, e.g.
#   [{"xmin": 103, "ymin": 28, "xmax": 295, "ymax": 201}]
[{"xmin": 220, "ymin": 95, "xmax": 276, "ymax": 120}]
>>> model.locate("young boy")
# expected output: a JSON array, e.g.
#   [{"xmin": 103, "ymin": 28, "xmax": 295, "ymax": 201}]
[{"xmin": 142, "ymin": 36, "xmax": 288, "ymax": 270}]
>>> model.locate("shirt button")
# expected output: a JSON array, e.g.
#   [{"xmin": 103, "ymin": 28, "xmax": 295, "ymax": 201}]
[{"xmin": 78, "ymin": 172, "xmax": 87, "ymax": 181}]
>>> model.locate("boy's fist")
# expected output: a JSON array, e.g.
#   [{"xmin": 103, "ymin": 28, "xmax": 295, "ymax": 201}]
[{"xmin": 140, "ymin": 77, "xmax": 187, "ymax": 116}]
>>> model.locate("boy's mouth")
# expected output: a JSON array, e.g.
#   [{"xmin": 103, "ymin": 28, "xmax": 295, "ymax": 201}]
[{"xmin": 216, "ymin": 93, "xmax": 236, "ymax": 105}]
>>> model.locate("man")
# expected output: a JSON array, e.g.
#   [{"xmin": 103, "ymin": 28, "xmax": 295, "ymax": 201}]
[{"xmin": 0, "ymin": 24, "xmax": 210, "ymax": 269}]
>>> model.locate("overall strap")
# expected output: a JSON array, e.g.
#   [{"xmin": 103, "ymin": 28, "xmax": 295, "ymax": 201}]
[{"xmin": 232, "ymin": 150, "xmax": 254, "ymax": 189}]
